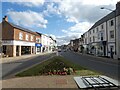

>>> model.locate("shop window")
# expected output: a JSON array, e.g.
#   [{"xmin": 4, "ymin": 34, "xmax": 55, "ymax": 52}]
[
  {"xmin": 101, "ymin": 33, "xmax": 103, "ymax": 40},
  {"xmin": 2, "ymin": 45, "xmax": 6, "ymax": 54}
]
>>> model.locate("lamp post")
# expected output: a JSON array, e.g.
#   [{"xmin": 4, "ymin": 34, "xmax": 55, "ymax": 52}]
[{"xmin": 101, "ymin": 7, "xmax": 117, "ymax": 57}]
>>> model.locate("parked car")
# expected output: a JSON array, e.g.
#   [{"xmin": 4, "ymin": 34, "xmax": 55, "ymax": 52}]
[{"xmin": 58, "ymin": 49, "xmax": 61, "ymax": 52}]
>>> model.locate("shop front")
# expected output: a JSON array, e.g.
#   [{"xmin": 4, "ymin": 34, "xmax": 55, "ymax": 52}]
[
  {"xmin": 35, "ymin": 43, "xmax": 42, "ymax": 54},
  {"xmin": 2, "ymin": 40, "xmax": 35, "ymax": 57}
]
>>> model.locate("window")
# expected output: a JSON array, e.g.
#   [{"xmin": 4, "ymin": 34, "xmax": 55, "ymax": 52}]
[
  {"xmin": 101, "ymin": 33, "xmax": 103, "ymax": 40},
  {"xmin": 31, "ymin": 36, "xmax": 33, "ymax": 41},
  {"xmin": 93, "ymin": 29, "xmax": 95, "ymax": 33},
  {"xmin": 110, "ymin": 31, "xmax": 114, "ymax": 39},
  {"xmin": 90, "ymin": 37, "xmax": 91, "ymax": 42},
  {"xmin": 98, "ymin": 33, "xmax": 100, "ymax": 40},
  {"xmin": 93, "ymin": 36, "xmax": 95, "ymax": 42},
  {"xmin": 101, "ymin": 24, "xmax": 104, "ymax": 29},
  {"xmin": 36, "ymin": 38, "xmax": 40, "ymax": 43},
  {"xmin": 26, "ymin": 34, "xmax": 29, "ymax": 41},
  {"xmin": 85, "ymin": 38, "xmax": 87, "ymax": 44},
  {"xmin": 96, "ymin": 27, "xmax": 99, "ymax": 33},
  {"xmin": 89, "ymin": 31, "xmax": 91, "ymax": 34},
  {"xmin": 19, "ymin": 32, "xmax": 23, "ymax": 40},
  {"xmin": 109, "ymin": 20, "xmax": 114, "ymax": 26}
]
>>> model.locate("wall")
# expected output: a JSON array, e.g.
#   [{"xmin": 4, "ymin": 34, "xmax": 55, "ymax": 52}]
[
  {"xmin": 14, "ymin": 28, "xmax": 36, "ymax": 42},
  {"xmin": 2, "ymin": 21, "xmax": 14, "ymax": 40}
]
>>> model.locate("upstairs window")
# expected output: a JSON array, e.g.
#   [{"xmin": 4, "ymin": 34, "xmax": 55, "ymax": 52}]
[
  {"xmin": 19, "ymin": 32, "xmax": 23, "ymax": 40},
  {"xmin": 31, "ymin": 36, "xmax": 33, "ymax": 41},
  {"xmin": 96, "ymin": 27, "xmax": 99, "ymax": 33},
  {"xmin": 36, "ymin": 38, "xmax": 40, "ymax": 43},
  {"xmin": 89, "ymin": 31, "xmax": 91, "ymax": 34},
  {"xmin": 93, "ymin": 29, "xmax": 95, "ymax": 33},
  {"xmin": 93, "ymin": 36, "xmax": 95, "ymax": 42},
  {"xmin": 101, "ymin": 24, "xmax": 104, "ymax": 29},
  {"xmin": 90, "ymin": 37, "xmax": 91, "ymax": 42},
  {"xmin": 26, "ymin": 34, "xmax": 29, "ymax": 41},
  {"xmin": 109, "ymin": 20, "xmax": 114, "ymax": 26},
  {"xmin": 110, "ymin": 31, "xmax": 114, "ymax": 39}
]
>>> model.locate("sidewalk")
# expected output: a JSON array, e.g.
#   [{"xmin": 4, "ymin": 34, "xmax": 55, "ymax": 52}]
[
  {"xmin": 75, "ymin": 52, "xmax": 120, "ymax": 64},
  {"xmin": 0, "ymin": 52, "xmax": 56, "ymax": 64},
  {"xmin": 2, "ymin": 75, "xmax": 78, "ymax": 88}
]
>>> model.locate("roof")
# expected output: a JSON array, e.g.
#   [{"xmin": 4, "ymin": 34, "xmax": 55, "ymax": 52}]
[
  {"xmin": 89, "ymin": 8, "xmax": 120, "ymax": 31},
  {"xmin": 8, "ymin": 22, "xmax": 35, "ymax": 34}
]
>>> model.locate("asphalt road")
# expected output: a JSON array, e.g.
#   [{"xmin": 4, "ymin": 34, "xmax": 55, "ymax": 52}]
[
  {"xmin": 2, "ymin": 53, "xmax": 56, "ymax": 79},
  {"xmin": 60, "ymin": 51, "xmax": 120, "ymax": 81}
]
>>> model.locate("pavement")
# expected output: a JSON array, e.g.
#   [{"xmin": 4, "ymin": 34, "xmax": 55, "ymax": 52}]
[
  {"xmin": 0, "ymin": 52, "xmax": 56, "ymax": 64},
  {"xmin": 75, "ymin": 52, "xmax": 120, "ymax": 64},
  {"xmin": 2, "ymin": 75, "xmax": 78, "ymax": 88}
]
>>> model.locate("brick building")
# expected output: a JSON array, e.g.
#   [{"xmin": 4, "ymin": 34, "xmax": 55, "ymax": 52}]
[{"xmin": 1, "ymin": 16, "xmax": 37, "ymax": 57}]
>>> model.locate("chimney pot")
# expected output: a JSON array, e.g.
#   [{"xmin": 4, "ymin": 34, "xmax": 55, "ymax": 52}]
[{"xmin": 3, "ymin": 16, "xmax": 8, "ymax": 22}]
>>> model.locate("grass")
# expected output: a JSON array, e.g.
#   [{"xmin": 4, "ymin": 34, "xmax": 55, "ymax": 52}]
[{"xmin": 16, "ymin": 56, "xmax": 100, "ymax": 77}]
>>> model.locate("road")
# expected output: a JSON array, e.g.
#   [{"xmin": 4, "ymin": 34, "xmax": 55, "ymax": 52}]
[
  {"xmin": 60, "ymin": 51, "xmax": 119, "ymax": 81},
  {"xmin": 2, "ymin": 53, "xmax": 56, "ymax": 79}
]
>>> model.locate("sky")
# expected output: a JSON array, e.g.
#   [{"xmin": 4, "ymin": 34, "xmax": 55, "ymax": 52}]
[{"xmin": 1, "ymin": 0, "xmax": 119, "ymax": 45}]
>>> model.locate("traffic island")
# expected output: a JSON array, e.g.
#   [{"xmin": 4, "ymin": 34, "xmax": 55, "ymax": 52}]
[{"xmin": 15, "ymin": 56, "xmax": 100, "ymax": 77}]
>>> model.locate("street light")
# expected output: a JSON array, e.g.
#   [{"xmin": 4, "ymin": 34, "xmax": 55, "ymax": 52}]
[
  {"xmin": 100, "ymin": 7, "xmax": 114, "ymax": 11},
  {"xmin": 100, "ymin": 7, "xmax": 117, "ymax": 57}
]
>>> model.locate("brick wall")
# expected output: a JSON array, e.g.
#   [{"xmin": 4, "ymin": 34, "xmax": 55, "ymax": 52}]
[
  {"xmin": 2, "ymin": 21, "xmax": 14, "ymax": 40},
  {"xmin": 14, "ymin": 28, "xmax": 36, "ymax": 42}
]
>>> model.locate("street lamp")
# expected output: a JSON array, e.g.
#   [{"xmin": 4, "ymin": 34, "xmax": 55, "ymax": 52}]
[
  {"xmin": 100, "ymin": 7, "xmax": 114, "ymax": 11},
  {"xmin": 100, "ymin": 7, "xmax": 117, "ymax": 57}
]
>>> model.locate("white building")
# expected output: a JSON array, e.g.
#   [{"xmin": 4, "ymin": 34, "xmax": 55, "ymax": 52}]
[
  {"xmin": 82, "ymin": 1, "xmax": 120, "ymax": 59},
  {"xmin": 41, "ymin": 34, "xmax": 57, "ymax": 53}
]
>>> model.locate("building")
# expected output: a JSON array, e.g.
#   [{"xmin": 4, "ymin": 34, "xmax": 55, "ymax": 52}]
[
  {"xmin": 71, "ymin": 39, "xmax": 80, "ymax": 52},
  {"xmin": 1, "ymin": 16, "xmax": 36, "ymax": 57},
  {"xmin": 1, "ymin": 16, "xmax": 57, "ymax": 57},
  {"xmin": 35, "ymin": 32, "xmax": 42, "ymax": 54},
  {"xmin": 81, "ymin": 1, "xmax": 120, "ymax": 59}
]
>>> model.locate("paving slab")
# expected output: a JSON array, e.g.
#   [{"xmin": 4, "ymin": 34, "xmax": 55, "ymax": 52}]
[{"xmin": 2, "ymin": 75, "xmax": 78, "ymax": 88}]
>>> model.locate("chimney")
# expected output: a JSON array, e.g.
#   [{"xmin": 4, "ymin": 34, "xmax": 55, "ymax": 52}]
[
  {"xmin": 3, "ymin": 16, "xmax": 8, "ymax": 22},
  {"xmin": 116, "ymin": 1, "xmax": 120, "ymax": 16}
]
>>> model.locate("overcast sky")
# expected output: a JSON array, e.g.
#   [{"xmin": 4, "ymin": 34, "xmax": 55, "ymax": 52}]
[{"xmin": 1, "ymin": 0, "xmax": 119, "ymax": 45}]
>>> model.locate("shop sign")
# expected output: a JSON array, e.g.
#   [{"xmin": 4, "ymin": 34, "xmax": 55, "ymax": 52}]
[{"xmin": 35, "ymin": 43, "xmax": 42, "ymax": 47}]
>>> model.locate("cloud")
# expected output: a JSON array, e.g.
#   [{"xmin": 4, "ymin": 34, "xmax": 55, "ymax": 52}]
[
  {"xmin": 57, "ymin": 0, "xmax": 117, "ymax": 23},
  {"xmin": 43, "ymin": 2, "xmax": 61, "ymax": 17},
  {"xmin": 2, "ymin": 0, "xmax": 45, "ymax": 7},
  {"xmin": 57, "ymin": 21, "xmax": 93, "ymax": 45},
  {"xmin": 61, "ymin": 22, "xmax": 92, "ymax": 36},
  {"xmin": 7, "ymin": 10, "xmax": 48, "ymax": 28},
  {"xmin": 50, "ymin": 34, "xmax": 56, "ymax": 40}
]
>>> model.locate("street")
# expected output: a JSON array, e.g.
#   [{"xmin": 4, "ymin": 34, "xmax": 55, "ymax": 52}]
[
  {"xmin": 2, "ymin": 53, "xmax": 56, "ymax": 79},
  {"xmin": 2, "ymin": 51, "xmax": 120, "ymax": 82},
  {"xmin": 60, "ymin": 51, "xmax": 119, "ymax": 81}
]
